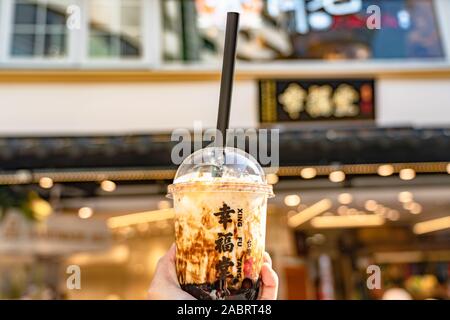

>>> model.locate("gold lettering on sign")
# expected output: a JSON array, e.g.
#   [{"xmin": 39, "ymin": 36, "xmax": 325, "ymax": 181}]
[
  {"xmin": 278, "ymin": 83, "xmax": 306, "ymax": 119},
  {"xmin": 333, "ymin": 84, "xmax": 359, "ymax": 117},
  {"xmin": 306, "ymin": 85, "xmax": 333, "ymax": 118}
]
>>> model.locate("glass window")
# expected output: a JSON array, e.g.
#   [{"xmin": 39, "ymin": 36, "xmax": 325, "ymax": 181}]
[
  {"xmin": 162, "ymin": 0, "xmax": 445, "ymax": 62},
  {"xmin": 88, "ymin": 0, "xmax": 142, "ymax": 59},
  {"xmin": 10, "ymin": 0, "xmax": 69, "ymax": 58}
]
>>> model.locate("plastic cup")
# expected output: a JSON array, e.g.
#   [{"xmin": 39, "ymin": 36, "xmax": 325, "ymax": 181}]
[{"xmin": 167, "ymin": 147, "xmax": 274, "ymax": 300}]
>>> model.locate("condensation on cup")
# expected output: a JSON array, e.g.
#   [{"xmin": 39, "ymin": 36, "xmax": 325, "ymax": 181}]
[{"xmin": 167, "ymin": 147, "xmax": 274, "ymax": 300}]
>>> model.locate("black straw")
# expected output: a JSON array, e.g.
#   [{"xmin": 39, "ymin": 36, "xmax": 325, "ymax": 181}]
[{"xmin": 216, "ymin": 12, "xmax": 239, "ymax": 148}]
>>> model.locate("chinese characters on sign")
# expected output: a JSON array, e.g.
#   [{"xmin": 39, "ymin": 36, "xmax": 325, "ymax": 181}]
[{"xmin": 259, "ymin": 79, "xmax": 375, "ymax": 123}]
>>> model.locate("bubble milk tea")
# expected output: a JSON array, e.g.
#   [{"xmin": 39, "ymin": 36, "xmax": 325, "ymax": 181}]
[{"xmin": 168, "ymin": 147, "xmax": 273, "ymax": 300}]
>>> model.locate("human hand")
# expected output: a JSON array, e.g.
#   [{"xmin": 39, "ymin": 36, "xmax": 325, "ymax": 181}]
[
  {"xmin": 148, "ymin": 244, "xmax": 195, "ymax": 300},
  {"xmin": 148, "ymin": 244, "xmax": 279, "ymax": 300}
]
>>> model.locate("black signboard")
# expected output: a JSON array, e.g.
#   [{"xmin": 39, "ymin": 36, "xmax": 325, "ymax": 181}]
[{"xmin": 259, "ymin": 79, "xmax": 375, "ymax": 124}]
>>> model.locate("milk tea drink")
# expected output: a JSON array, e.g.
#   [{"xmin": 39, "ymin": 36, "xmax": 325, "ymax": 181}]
[{"xmin": 168, "ymin": 147, "xmax": 273, "ymax": 300}]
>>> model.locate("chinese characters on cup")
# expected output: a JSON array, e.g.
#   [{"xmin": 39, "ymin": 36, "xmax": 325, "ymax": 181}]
[{"xmin": 213, "ymin": 204, "xmax": 251, "ymax": 293}]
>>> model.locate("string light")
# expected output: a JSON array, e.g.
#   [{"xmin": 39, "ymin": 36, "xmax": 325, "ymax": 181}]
[
  {"xmin": 398, "ymin": 191, "xmax": 413, "ymax": 203},
  {"xmin": 377, "ymin": 164, "xmax": 394, "ymax": 177},
  {"xmin": 300, "ymin": 168, "xmax": 317, "ymax": 179},
  {"xmin": 78, "ymin": 207, "xmax": 93, "ymax": 219},
  {"xmin": 266, "ymin": 173, "xmax": 279, "ymax": 185},
  {"xmin": 284, "ymin": 195, "xmax": 301, "ymax": 207},
  {"xmin": 338, "ymin": 193, "xmax": 353, "ymax": 205},
  {"xmin": 329, "ymin": 170, "xmax": 345, "ymax": 183},
  {"xmin": 39, "ymin": 177, "xmax": 53, "ymax": 189},
  {"xmin": 101, "ymin": 180, "xmax": 116, "ymax": 192},
  {"xmin": 364, "ymin": 200, "xmax": 378, "ymax": 211},
  {"xmin": 409, "ymin": 203, "xmax": 422, "ymax": 214},
  {"xmin": 399, "ymin": 168, "xmax": 416, "ymax": 181},
  {"xmin": 387, "ymin": 210, "xmax": 400, "ymax": 221}
]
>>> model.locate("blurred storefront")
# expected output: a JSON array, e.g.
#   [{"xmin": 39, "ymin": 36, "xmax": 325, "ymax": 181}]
[{"xmin": 0, "ymin": 0, "xmax": 450, "ymax": 300}]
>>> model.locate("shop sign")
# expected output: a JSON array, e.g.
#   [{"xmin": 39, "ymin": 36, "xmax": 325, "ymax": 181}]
[{"xmin": 259, "ymin": 78, "xmax": 375, "ymax": 124}]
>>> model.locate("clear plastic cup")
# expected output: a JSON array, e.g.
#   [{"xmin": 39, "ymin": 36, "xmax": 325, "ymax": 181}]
[{"xmin": 167, "ymin": 147, "xmax": 274, "ymax": 300}]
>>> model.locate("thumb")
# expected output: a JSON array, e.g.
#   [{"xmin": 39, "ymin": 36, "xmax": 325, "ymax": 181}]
[{"xmin": 259, "ymin": 262, "xmax": 279, "ymax": 300}]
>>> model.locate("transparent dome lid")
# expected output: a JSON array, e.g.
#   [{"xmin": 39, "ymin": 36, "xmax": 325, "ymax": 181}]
[
  {"xmin": 168, "ymin": 147, "xmax": 273, "ymax": 197},
  {"xmin": 173, "ymin": 147, "xmax": 266, "ymax": 184}
]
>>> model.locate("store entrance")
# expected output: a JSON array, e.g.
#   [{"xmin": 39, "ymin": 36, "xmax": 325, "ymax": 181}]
[{"xmin": 267, "ymin": 175, "xmax": 450, "ymax": 300}]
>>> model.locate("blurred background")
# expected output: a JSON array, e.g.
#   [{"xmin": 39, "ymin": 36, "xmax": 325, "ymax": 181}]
[{"xmin": 0, "ymin": 0, "xmax": 450, "ymax": 300}]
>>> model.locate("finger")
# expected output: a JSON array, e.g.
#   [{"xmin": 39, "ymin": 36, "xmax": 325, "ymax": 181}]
[
  {"xmin": 263, "ymin": 252, "xmax": 272, "ymax": 267},
  {"xmin": 259, "ymin": 263, "xmax": 279, "ymax": 300}
]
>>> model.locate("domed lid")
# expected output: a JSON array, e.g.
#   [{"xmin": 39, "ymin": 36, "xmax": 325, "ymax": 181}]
[{"xmin": 168, "ymin": 147, "xmax": 273, "ymax": 196}]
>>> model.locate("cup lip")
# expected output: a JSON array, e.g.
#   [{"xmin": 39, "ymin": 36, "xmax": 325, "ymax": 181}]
[{"xmin": 167, "ymin": 181, "xmax": 274, "ymax": 199}]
